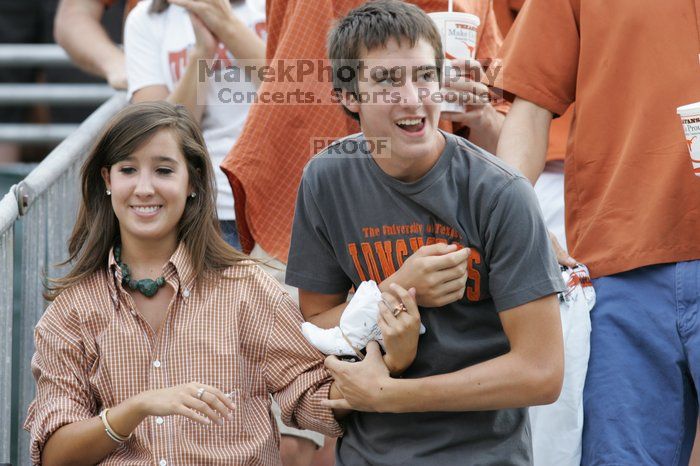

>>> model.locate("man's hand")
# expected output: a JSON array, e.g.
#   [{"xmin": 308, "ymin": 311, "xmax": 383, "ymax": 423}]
[
  {"xmin": 103, "ymin": 54, "xmax": 127, "ymax": 90},
  {"xmin": 440, "ymin": 59, "xmax": 504, "ymax": 152},
  {"xmin": 322, "ymin": 342, "xmax": 393, "ymax": 412},
  {"xmin": 378, "ymin": 284, "xmax": 421, "ymax": 376},
  {"xmin": 389, "ymin": 243, "xmax": 470, "ymax": 308},
  {"xmin": 549, "ymin": 230, "xmax": 576, "ymax": 267}
]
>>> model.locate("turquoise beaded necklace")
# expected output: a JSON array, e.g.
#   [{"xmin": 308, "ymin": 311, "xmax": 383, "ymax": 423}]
[{"xmin": 114, "ymin": 245, "xmax": 166, "ymax": 298}]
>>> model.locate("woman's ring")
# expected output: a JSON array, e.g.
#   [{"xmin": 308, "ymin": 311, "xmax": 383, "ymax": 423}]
[
  {"xmin": 392, "ymin": 303, "xmax": 407, "ymax": 317},
  {"xmin": 196, "ymin": 387, "xmax": 205, "ymax": 400}
]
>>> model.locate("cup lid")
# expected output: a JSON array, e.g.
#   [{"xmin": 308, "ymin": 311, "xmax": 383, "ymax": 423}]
[
  {"xmin": 427, "ymin": 11, "xmax": 481, "ymax": 27},
  {"xmin": 677, "ymin": 101, "xmax": 700, "ymax": 116}
]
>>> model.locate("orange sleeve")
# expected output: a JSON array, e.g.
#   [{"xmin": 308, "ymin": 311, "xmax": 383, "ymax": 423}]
[
  {"xmin": 509, "ymin": 0, "xmax": 526, "ymax": 11},
  {"xmin": 499, "ymin": 0, "xmax": 579, "ymax": 116},
  {"xmin": 493, "ymin": 0, "xmax": 515, "ymax": 37},
  {"xmin": 475, "ymin": 0, "xmax": 510, "ymax": 114},
  {"xmin": 264, "ymin": 0, "xmax": 291, "ymax": 59},
  {"xmin": 23, "ymin": 297, "xmax": 97, "ymax": 465}
]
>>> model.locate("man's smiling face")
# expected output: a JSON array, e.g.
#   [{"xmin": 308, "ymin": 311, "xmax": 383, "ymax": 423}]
[{"xmin": 344, "ymin": 37, "xmax": 445, "ymax": 181}]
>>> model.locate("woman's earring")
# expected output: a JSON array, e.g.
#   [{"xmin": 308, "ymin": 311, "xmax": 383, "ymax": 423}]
[
  {"xmin": 190, "ymin": 192, "xmax": 197, "ymax": 198},
  {"xmin": 106, "ymin": 189, "xmax": 111, "ymax": 196}
]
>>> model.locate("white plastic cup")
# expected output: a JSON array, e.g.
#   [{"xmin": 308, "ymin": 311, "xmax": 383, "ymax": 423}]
[
  {"xmin": 428, "ymin": 12, "xmax": 481, "ymax": 113},
  {"xmin": 677, "ymin": 101, "xmax": 700, "ymax": 176}
]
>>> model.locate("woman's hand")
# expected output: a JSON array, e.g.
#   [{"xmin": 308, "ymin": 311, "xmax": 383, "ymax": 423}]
[
  {"xmin": 190, "ymin": 12, "xmax": 218, "ymax": 59},
  {"xmin": 133, "ymin": 382, "xmax": 235, "ymax": 425},
  {"xmin": 169, "ymin": 0, "xmax": 237, "ymax": 41},
  {"xmin": 378, "ymin": 284, "xmax": 421, "ymax": 376}
]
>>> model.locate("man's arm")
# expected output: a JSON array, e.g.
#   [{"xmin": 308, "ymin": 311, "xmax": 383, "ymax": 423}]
[
  {"xmin": 299, "ymin": 243, "xmax": 470, "ymax": 328},
  {"xmin": 496, "ymin": 96, "xmax": 552, "ymax": 185},
  {"xmin": 299, "ymin": 289, "xmax": 348, "ymax": 328},
  {"xmin": 496, "ymin": 97, "xmax": 576, "ymax": 266},
  {"xmin": 323, "ymin": 293, "xmax": 564, "ymax": 412},
  {"xmin": 300, "ymin": 284, "xmax": 421, "ymax": 376},
  {"xmin": 54, "ymin": 0, "xmax": 126, "ymax": 89}
]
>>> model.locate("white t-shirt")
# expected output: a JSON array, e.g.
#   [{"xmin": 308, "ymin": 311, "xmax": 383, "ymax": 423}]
[{"xmin": 125, "ymin": 0, "xmax": 266, "ymax": 220}]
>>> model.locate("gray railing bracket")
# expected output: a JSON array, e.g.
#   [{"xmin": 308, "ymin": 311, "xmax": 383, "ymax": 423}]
[{"xmin": 15, "ymin": 182, "xmax": 33, "ymax": 216}]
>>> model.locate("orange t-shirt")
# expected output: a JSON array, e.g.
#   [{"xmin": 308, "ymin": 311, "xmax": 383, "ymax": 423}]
[
  {"xmin": 494, "ymin": 0, "xmax": 569, "ymax": 162},
  {"xmin": 222, "ymin": 0, "xmax": 507, "ymax": 262},
  {"xmin": 500, "ymin": 0, "xmax": 700, "ymax": 278}
]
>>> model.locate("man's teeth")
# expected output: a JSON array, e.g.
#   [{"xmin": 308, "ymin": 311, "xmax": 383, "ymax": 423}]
[
  {"xmin": 396, "ymin": 118, "xmax": 422, "ymax": 126},
  {"xmin": 132, "ymin": 206, "xmax": 160, "ymax": 213}
]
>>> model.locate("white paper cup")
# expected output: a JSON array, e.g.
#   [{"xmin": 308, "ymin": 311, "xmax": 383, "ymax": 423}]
[
  {"xmin": 428, "ymin": 12, "xmax": 481, "ymax": 113},
  {"xmin": 677, "ymin": 101, "xmax": 700, "ymax": 176}
]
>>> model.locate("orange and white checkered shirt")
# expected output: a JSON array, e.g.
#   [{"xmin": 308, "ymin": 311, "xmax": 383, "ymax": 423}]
[
  {"xmin": 24, "ymin": 243, "xmax": 341, "ymax": 465},
  {"xmin": 221, "ymin": 0, "xmax": 508, "ymax": 263}
]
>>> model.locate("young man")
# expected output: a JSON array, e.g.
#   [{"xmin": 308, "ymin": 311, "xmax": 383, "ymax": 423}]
[{"xmin": 285, "ymin": 1, "xmax": 565, "ymax": 464}]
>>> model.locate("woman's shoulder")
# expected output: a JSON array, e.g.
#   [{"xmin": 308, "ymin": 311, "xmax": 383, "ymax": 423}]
[
  {"xmin": 40, "ymin": 270, "xmax": 114, "ymax": 334},
  {"xmin": 217, "ymin": 260, "xmax": 289, "ymax": 304}
]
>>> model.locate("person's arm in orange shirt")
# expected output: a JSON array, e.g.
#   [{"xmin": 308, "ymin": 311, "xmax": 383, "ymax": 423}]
[
  {"xmin": 497, "ymin": 96, "xmax": 551, "ymax": 184},
  {"xmin": 497, "ymin": 97, "xmax": 575, "ymax": 266}
]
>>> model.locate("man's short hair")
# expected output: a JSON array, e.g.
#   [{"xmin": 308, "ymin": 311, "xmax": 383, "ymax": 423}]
[{"xmin": 327, "ymin": 0, "xmax": 443, "ymax": 121}]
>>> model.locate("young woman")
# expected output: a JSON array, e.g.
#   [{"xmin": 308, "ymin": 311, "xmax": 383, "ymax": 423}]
[
  {"xmin": 23, "ymin": 102, "xmax": 344, "ymax": 465},
  {"xmin": 125, "ymin": 0, "xmax": 266, "ymax": 249}
]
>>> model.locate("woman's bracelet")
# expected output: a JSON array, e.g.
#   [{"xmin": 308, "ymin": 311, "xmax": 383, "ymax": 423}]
[{"xmin": 99, "ymin": 408, "xmax": 132, "ymax": 443}]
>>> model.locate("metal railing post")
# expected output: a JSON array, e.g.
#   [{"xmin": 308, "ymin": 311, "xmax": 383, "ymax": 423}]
[
  {"xmin": 0, "ymin": 192, "xmax": 18, "ymax": 465},
  {"xmin": 0, "ymin": 93, "xmax": 127, "ymax": 465}
]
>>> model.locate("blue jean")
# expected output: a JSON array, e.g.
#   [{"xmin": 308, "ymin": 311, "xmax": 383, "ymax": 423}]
[
  {"xmin": 219, "ymin": 220, "xmax": 241, "ymax": 250},
  {"xmin": 582, "ymin": 261, "xmax": 700, "ymax": 465}
]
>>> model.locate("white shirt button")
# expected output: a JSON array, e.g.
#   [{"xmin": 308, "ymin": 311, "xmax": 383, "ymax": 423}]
[
  {"xmin": 156, "ymin": 416, "xmax": 164, "ymax": 425},
  {"xmin": 130, "ymin": 309, "xmax": 137, "ymax": 316},
  {"xmin": 159, "ymin": 459, "xmax": 167, "ymax": 466},
  {"xmin": 182, "ymin": 288, "xmax": 190, "ymax": 298},
  {"xmin": 153, "ymin": 360, "xmax": 161, "ymax": 368}
]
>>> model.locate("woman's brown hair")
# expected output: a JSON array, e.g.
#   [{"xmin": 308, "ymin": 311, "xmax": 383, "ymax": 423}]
[{"xmin": 46, "ymin": 101, "xmax": 248, "ymax": 300}]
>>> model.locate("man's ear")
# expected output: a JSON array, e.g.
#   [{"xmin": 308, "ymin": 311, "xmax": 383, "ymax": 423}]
[
  {"xmin": 100, "ymin": 167, "xmax": 111, "ymax": 191},
  {"xmin": 340, "ymin": 90, "xmax": 361, "ymax": 114}
]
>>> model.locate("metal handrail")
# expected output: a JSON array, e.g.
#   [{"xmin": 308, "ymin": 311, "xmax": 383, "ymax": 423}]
[
  {"xmin": 0, "ymin": 93, "xmax": 127, "ymax": 466},
  {"xmin": 0, "ymin": 44, "xmax": 90, "ymax": 67},
  {"xmin": 0, "ymin": 84, "xmax": 116, "ymax": 105},
  {"xmin": 0, "ymin": 191, "xmax": 18, "ymax": 237},
  {"xmin": 0, "ymin": 124, "xmax": 79, "ymax": 144},
  {"xmin": 0, "ymin": 43, "xmax": 119, "ymax": 150},
  {"xmin": 14, "ymin": 94, "xmax": 126, "ymax": 214}
]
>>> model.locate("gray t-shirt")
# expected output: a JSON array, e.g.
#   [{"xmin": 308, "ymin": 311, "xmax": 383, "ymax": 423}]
[{"xmin": 286, "ymin": 131, "xmax": 564, "ymax": 465}]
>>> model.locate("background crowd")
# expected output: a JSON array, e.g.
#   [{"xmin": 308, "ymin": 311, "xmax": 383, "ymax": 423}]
[{"xmin": 2, "ymin": 0, "xmax": 700, "ymax": 464}]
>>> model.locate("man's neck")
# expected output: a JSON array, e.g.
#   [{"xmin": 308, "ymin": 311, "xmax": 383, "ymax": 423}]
[{"xmin": 373, "ymin": 132, "xmax": 446, "ymax": 182}]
